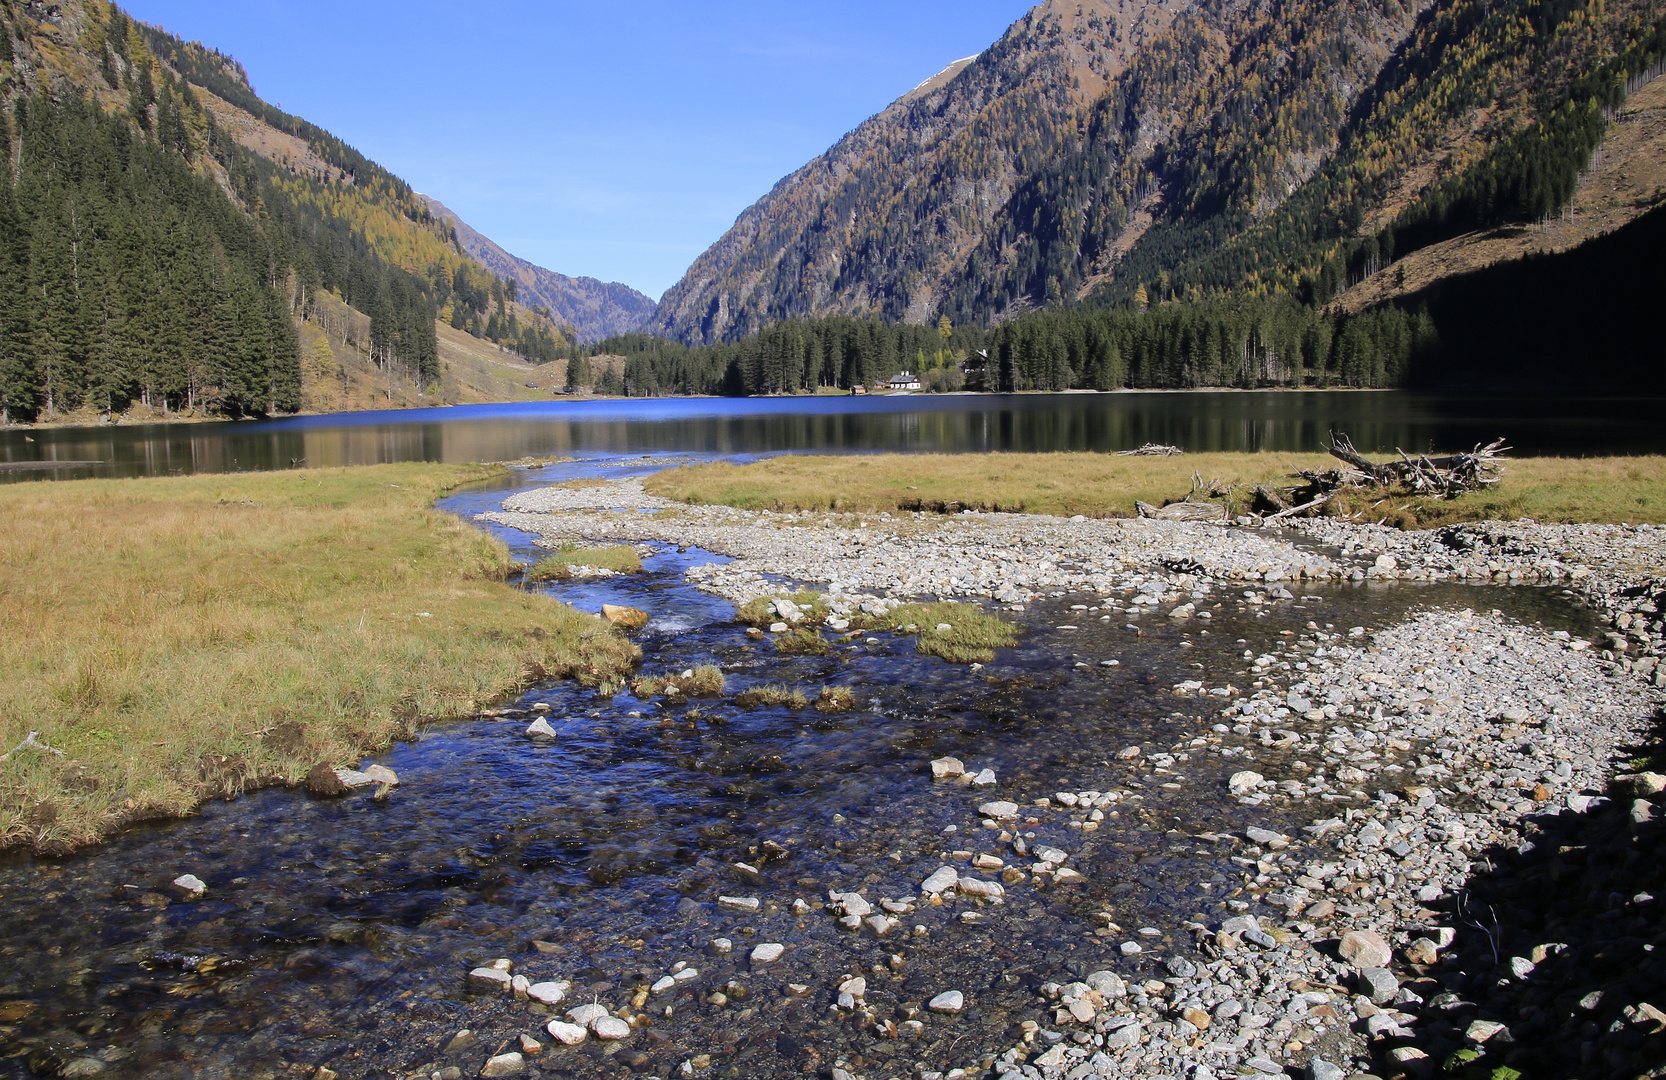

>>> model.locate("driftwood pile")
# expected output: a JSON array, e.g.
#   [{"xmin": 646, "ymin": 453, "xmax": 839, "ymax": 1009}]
[
  {"xmin": 1117, "ymin": 443, "xmax": 1184, "ymax": 457},
  {"xmin": 1134, "ymin": 433, "xmax": 1508, "ymax": 523},
  {"xmin": 1252, "ymin": 432, "xmax": 1509, "ymax": 521}
]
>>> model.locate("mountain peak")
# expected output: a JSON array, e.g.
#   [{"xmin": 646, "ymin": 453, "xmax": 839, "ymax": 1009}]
[{"xmin": 418, "ymin": 197, "xmax": 655, "ymax": 342}]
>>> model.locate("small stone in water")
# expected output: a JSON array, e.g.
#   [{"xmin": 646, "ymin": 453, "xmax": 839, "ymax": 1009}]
[
  {"xmin": 928, "ymin": 990, "xmax": 964, "ymax": 1013},
  {"xmin": 480, "ymin": 1052, "xmax": 525, "ymax": 1077},
  {"xmin": 977, "ymin": 800, "xmax": 1018, "ymax": 818},
  {"xmin": 526, "ymin": 717, "xmax": 557, "ymax": 738},
  {"xmin": 930, "ymin": 756, "xmax": 965, "ymax": 779},
  {"xmin": 172, "ymin": 874, "xmax": 206, "ymax": 896},
  {"xmin": 468, "ymin": 967, "xmax": 513, "ymax": 990},
  {"xmin": 717, "ymin": 895, "xmax": 760, "ymax": 912},
  {"xmin": 592, "ymin": 1016, "xmax": 631, "ymax": 1041},
  {"xmin": 545, "ymin": 1020, "xmax": 587, "ymax": 1046},
  {"xmin": 920, "ymin": 866, "xmax": 960, "ymax": 894},
  {"xmin": 750, "ymin": 942, "xmax": 785, "ymax": 967},
  {"xmin": 527, "ymin": 981, "xmax": 568, "ymax": 1006}
]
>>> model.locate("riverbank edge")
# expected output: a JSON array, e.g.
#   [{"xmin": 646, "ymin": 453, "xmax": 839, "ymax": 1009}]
[{"xmin": 0, "ymin": 463, "xmax": 642, "ymax": 858}]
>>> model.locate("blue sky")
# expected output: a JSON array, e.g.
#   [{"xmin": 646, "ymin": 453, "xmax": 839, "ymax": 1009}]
[{"xmin": 123, "ymin": 1, "xmax": 1035, "ymax": 300}]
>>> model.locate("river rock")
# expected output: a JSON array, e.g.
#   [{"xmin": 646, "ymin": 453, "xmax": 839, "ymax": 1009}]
[
  {"xmin": 468, "ymin": 967, "xmax": 513, "ymax": 991},
  {"xmin": 717, "ymin": 895, "xmax": 759, "ymax": 912},
  {"xmin": 930, "ymin": 756, "xmax": 965, "ymax": 779},
  {"xmin": 977, "ymin": 800, "xmax": 1019, "ymax": 819},
  {"xmin": 1339, "ymin": 929, "xmax": 1394, "ymax": 969},
  {"xmin": 362, "ymin": 764, "xmax": 398, "ymax": 785},
  {"xmin": 928, "ymin": 990, "xmax": 964, "ymax": 1013},
  {"xmin": 480, "ymin": 1052, "xmax": 525, "ymax": 1077},
  {"xmin": 60, "ymin": 1060, "xmax": 104, "ymax": 1078},
  {"xmin": 958, "ymin": 875, "xmax": 1005, "ymax": 898},
  {"xmin": 592, "ymin": 1016, "xmax": 631, "ymax": 1041},
  {"xmin": 920, "ymin": 866, "xmax": 960, "ymax": 894},
  {"xmin": 527, "ymin": 981, "xmax": 568, "ymax": 1006},
  {"xmin": 526, "ymin": 718, "xmax": 557, "ymax": 738},
  {"xmin": 750, "ymin": 942, "xmax": 785, "ymax": 967},
  {"xmin": 566, "ymin": 1004, "xmax": 609, "ymax": 1028},
  {"xmin": 172, "ymin": 873, "xmax": 206, "ymax": 896},
  {"xmin": 1228, "ymin": 771, "xmax": 1264, "ymax": 795},
  {"xmin": 1359, "ymin": 966, "xmax": 1398, "ymax": 1004},
  {"xmin": 544, "ymin": 1020, "xmax": 587, "ymax": 1046},
  {"xmin": 601, "ymin": 604, "xmax": 649, "ymax": 629}
]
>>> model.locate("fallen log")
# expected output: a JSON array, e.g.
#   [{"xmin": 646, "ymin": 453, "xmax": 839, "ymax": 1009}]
[
  {"xmin": 1117, "ymin": 443, "xmax": 1184, "ymax": 456},
  {"xmin": 1136, "ymin": 499, "xmax": 1227, "ymax": 522}
]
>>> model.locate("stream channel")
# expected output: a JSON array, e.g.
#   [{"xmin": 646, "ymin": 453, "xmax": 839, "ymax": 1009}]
[{"xmin": 0, "ymin": 456, "xmax": 1603, "ymax": 1080}]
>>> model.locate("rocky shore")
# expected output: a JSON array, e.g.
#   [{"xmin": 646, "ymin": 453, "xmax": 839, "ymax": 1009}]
[{"xmin": 474, "ymin": 478, "xmax": 1665, "ymax": 1080}]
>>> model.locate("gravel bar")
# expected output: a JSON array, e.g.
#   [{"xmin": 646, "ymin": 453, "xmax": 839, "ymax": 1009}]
[{"xmin": 478, "ymin": 478, "xmax": 1666, "ymax": 1080}]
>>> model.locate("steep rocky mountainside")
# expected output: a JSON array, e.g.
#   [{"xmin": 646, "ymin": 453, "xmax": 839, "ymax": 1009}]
[
  {"xmin": 654, "ymin": 0, "xmax": 1665, "ymax": 343},
  {"xmin": 419, "ymin": 196, "xmax": 655, "ymax": 342},
  {"xmin": 653, "ymin": 0, "xmax": 1188, "ymax": 343}
]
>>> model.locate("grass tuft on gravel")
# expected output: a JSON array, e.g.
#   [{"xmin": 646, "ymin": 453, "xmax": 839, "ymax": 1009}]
[
  {"xmin": 631, "ymin": 665, "xmax": 725, "ymax": 700},
  {"xmin": 878, "ymin": 602, "xmax": 1018, "ymax": 664},
  {"xmin": 643, "ymin": 452, "xmax": 1666, "ymax": 527},
  {"xmin": 735, "ymin": 685, "xmax": 808, "ymax": 709},
  {"xmin": 0, "ymin": 463, "xmax": 641, "ymax": 854},
  {"xmin": 735, "ymin": 590, "xmax": 830, "ymax": 627},
  {"xmin": 814, "ymin": 687, "xmax": 857, "ymax": 713},
  {"xmin": 774, "ymin": 628, "xmax": 832, "ymax": 656},
  {"xmin": 525, "ymin": 543, "xmax": 643, "ymax": 581}
]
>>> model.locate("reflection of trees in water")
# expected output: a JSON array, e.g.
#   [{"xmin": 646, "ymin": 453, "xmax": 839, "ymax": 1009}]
[{"xmin": 0, "ymin": 393, "xmax": 1655, "ymax": 480}]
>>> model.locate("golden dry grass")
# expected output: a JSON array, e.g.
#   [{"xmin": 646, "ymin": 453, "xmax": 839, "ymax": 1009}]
[
  {"xmin": 643, "ymin": 453, "xmax": 1666, "ymax": 527},
  {"xmin": 0, "ymin": 463, "xmax": 640, "ymax": 853},
  {"xmin": 645, "ymin": 452, "xmax": 1337, "ymax": 518}
]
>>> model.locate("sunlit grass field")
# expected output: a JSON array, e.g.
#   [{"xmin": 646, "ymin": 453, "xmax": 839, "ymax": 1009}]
[{"xmin": 0, "ymin": 463, "xmax": 639, "ymax": 853}]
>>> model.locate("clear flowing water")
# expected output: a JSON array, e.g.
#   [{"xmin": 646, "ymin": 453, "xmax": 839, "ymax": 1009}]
[
  {"xmin": 3, "ymin": 391, "xmax": 1663, "ymax": 482},
  {"xmin": 0, "ymin": 458, "xmax": 1605, "ymax": 1080}
]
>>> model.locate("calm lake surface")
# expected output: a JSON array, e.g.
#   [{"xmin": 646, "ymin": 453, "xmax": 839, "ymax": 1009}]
[{"xmin": 2, "ymin": 391, "xmax": 1663, "ymax": 481}]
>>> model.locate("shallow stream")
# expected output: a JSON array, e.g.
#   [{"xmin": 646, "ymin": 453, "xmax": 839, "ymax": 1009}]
[{"xmin": 0, "ymin": 459, "xmax": 1604, "ymax": 1080}]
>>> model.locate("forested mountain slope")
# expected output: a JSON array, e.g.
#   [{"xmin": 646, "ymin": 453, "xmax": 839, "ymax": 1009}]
[
  {"xmin": 0, "ymin": 0, "xmax": 568, "ymax": 423},
  {"xmin": 654, "ymin": 0, "xmax": 1666, "ymax": 345},
  {"xmin": 419, "ymin": 196, "xmax": 655, "ymax": 343}
]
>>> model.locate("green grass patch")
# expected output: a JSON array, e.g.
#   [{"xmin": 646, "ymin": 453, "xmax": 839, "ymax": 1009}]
[
  {"xmin": 0, "ymin": 463, "xmax": 641, "ymax": 854},
  {"xmin": 525, "ymin": 543, "xmax": 643, "ymax": 581},
  {"xmin": 773, "ymin": 628, "xmax": 832, "ymax": 656},
  {"xmin": 734, "ymin": 685, "xmax": 809, "ymax": 709},
  {"xmin": 878, "ymin": 602, "xmax": 1019, "ymax": 664},
  {"xmin": 630, "ymin": 665, "xmax": 725, "ymax": 700}
]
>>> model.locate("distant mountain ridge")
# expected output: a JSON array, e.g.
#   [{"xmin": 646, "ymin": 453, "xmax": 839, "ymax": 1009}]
[
  {"xmin": 419, "ymin": 196, "xmax": 656, "ymax": 342},
  {"xmin": 653, "ymin": 0, "xmax": 1666, "ymax": 344}
]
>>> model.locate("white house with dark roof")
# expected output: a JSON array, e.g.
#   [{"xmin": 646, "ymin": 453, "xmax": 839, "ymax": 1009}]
[{"xmin": 886, "ymin": 370, "xmax": 922, "ymax": 390}]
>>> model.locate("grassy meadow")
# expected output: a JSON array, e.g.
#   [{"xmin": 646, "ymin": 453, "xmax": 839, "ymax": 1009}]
[
  {"xmin": 0, "ymin": 463, "xmax": 639, "ymax": 853},
  {"xmin": 643, "ymin": 452, "xmax": 1666, "ymax": 527}
]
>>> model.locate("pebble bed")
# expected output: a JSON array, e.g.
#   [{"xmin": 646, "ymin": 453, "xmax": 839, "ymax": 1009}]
[{"xmin": 472, "ymin": 479, "xmax": 1666, "ymax": 1080}]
